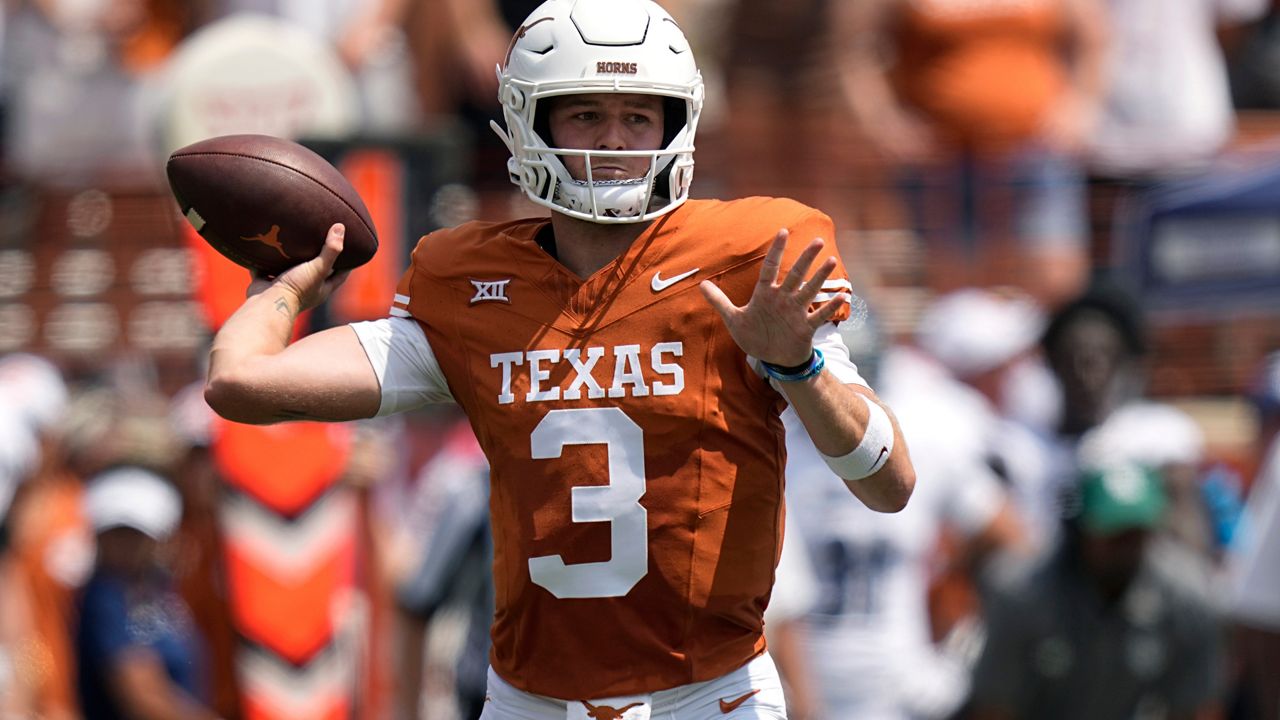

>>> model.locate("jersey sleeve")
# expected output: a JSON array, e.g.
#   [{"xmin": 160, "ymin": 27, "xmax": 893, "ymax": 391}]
[
  {"xmin": 783, "ymin": 207, "xmax": 853, "ymax": 324},
  {"xmin": 733, "ymin": 205, "xmax": 864, "ymax": 391},
  {"xmin": 350, "ymin": 317, "xmax": 453, "ymax": 415},
  {"xmin": 349, "ymin": 229, "xmax": 462, "ymax": 415}
]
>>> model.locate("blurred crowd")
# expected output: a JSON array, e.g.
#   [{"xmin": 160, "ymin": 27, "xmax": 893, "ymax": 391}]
[{"xmin": 3, "ymin": 0, "xmax": 1280, "ymax": 718}]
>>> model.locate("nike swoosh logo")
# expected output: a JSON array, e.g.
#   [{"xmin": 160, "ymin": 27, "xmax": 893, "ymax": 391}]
[
  {"xmin": 651, "ymin": 267, "xmax": 699, "ymax": 292},
  {"xmin": 718, "ymin": 689, "xmax": 760, "ymax": 714},
  {"xmin": 875, "ymin": 446, "xmax": 889, "ymax": 467}
]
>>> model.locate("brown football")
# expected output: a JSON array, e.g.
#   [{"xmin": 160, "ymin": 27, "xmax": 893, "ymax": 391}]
[{"xmin": 166, "ymin": 134, "xmax": 378, "ymax": 276}]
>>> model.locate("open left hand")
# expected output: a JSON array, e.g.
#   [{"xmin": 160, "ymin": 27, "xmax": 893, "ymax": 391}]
[{"xmin": 700, "ymin": 228, "xmax": 849, "ymax": 367}]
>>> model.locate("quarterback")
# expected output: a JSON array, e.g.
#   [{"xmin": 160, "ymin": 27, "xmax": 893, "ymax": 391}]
[{"xmin": 204, "ymin": 0, "xmax": 916, "ymax": 717}]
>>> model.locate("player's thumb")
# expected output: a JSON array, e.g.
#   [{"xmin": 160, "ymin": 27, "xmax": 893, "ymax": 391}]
[
  {"xmin": 699, "ymin": 280, "xmax": 735, "ymax": 320},
  {"xmin": 318, "ymin": 224, "xmax": 346, "ymax": 268},
  {"xmin": 279, "ymin": 224, "xmax": 345, "ymax": 303}
]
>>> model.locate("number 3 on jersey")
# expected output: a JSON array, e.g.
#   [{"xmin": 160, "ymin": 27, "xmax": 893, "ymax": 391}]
[{"xmin": 528, "ymin": 408, "xmax": 649, "ymax": 599}]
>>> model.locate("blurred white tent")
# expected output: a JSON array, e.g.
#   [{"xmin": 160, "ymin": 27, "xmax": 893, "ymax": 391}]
[{"xmin": 157, "ymin": 13, "xmax": 360, "ymax": 155}]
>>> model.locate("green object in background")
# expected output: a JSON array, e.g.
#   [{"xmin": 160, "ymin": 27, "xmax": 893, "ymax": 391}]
[{"xmin": 1078, "ymin": 463, "xmax": 1166, "ymax": 534}]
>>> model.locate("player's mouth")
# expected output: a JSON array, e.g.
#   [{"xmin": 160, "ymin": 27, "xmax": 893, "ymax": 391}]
[{"xmin": 590, "ymin": 164, "xmax": 646, "ymax": 180}]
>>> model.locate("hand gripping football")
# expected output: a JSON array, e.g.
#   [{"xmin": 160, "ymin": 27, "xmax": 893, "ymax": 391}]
[{"xmin": 166, "ymin": 134, "xmax": 378, "ymax": 276}]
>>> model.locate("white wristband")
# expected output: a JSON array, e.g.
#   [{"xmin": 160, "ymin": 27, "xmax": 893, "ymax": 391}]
[{"xmin": 820, "ymin": 395, "xmax": 895, "ymax": 480}]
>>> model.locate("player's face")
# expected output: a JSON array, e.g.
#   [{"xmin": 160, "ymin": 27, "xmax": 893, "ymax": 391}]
[{"xmin": 546, "ymin": 93, "xmax": 665, "ymax": 182}]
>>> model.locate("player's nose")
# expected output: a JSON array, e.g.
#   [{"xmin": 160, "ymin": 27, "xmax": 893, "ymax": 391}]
[{"xmin": 595, "ymin": 117, "xmax": 629, "ymax": 150}]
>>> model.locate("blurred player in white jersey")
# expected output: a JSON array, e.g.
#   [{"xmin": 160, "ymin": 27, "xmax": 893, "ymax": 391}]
[
  {"xmin": 782, "ymin": 396, "xmax": 1021, "ymax": 719},
  {"xmin": 777, "ymin": 292, "xmax": 1028, "ymax": 719}
]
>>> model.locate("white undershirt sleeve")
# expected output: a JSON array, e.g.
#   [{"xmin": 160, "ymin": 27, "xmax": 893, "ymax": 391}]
[{"xmin": 350, "ymin": 317, "xmax": 454, "ymax": 416}]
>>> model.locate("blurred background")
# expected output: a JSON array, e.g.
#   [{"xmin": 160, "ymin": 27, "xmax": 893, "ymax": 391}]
[{"xmin": 1, "ymin": 0, "xmax": 1279, "ymax": 718}]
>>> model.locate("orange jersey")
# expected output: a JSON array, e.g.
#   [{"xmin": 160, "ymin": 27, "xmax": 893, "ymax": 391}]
[{"xmin": 391, "ymin": 197, "xmax": 852, "ymax": 699}]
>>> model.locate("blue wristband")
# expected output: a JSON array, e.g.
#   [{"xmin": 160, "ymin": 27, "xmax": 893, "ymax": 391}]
[{"xmin": 762, "ymin": 348, "xmax": 825, "ymax": 382}]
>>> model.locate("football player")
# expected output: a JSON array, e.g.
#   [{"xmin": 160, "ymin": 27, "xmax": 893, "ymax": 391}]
[{"xmin": 203, "ymin": 0, "xmax": 916, "ymax": 717}]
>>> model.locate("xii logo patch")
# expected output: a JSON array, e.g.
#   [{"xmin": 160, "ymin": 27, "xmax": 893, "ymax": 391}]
[{"xmin": 470, "ymin": 279, "xmax": 512, "ymax": 304}]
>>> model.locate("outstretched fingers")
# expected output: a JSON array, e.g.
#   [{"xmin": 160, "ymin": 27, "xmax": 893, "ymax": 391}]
[
  {"xmin": 807, "ymin": 291, "xmax": 850, "ymax": 328},
  {"xmin": 756, "ymin": 229, "xmax": 788, "ymax": 290},
  {"xmin": 779, "ymin": 236, "xmax": 825, "ymax": 294},
  {"xmin": 798, "ymin": 255, "xmax": 838, "ymax": 307}
]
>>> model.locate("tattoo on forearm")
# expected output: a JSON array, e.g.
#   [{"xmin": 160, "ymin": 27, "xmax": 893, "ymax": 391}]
[{"xmin": 273, "ymin": 297, "xmax": 292, "ymax": 317}]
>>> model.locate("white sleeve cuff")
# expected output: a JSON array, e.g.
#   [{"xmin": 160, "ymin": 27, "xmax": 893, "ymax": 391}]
[{"xmin": 350, "ymin": 317, "xmax": 454, "ymax": 416}]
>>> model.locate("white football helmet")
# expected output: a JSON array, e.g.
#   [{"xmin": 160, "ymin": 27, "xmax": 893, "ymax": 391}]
[{"xmin": 491, "ymin": 0, "xmax": 704, "ymax": 223}]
